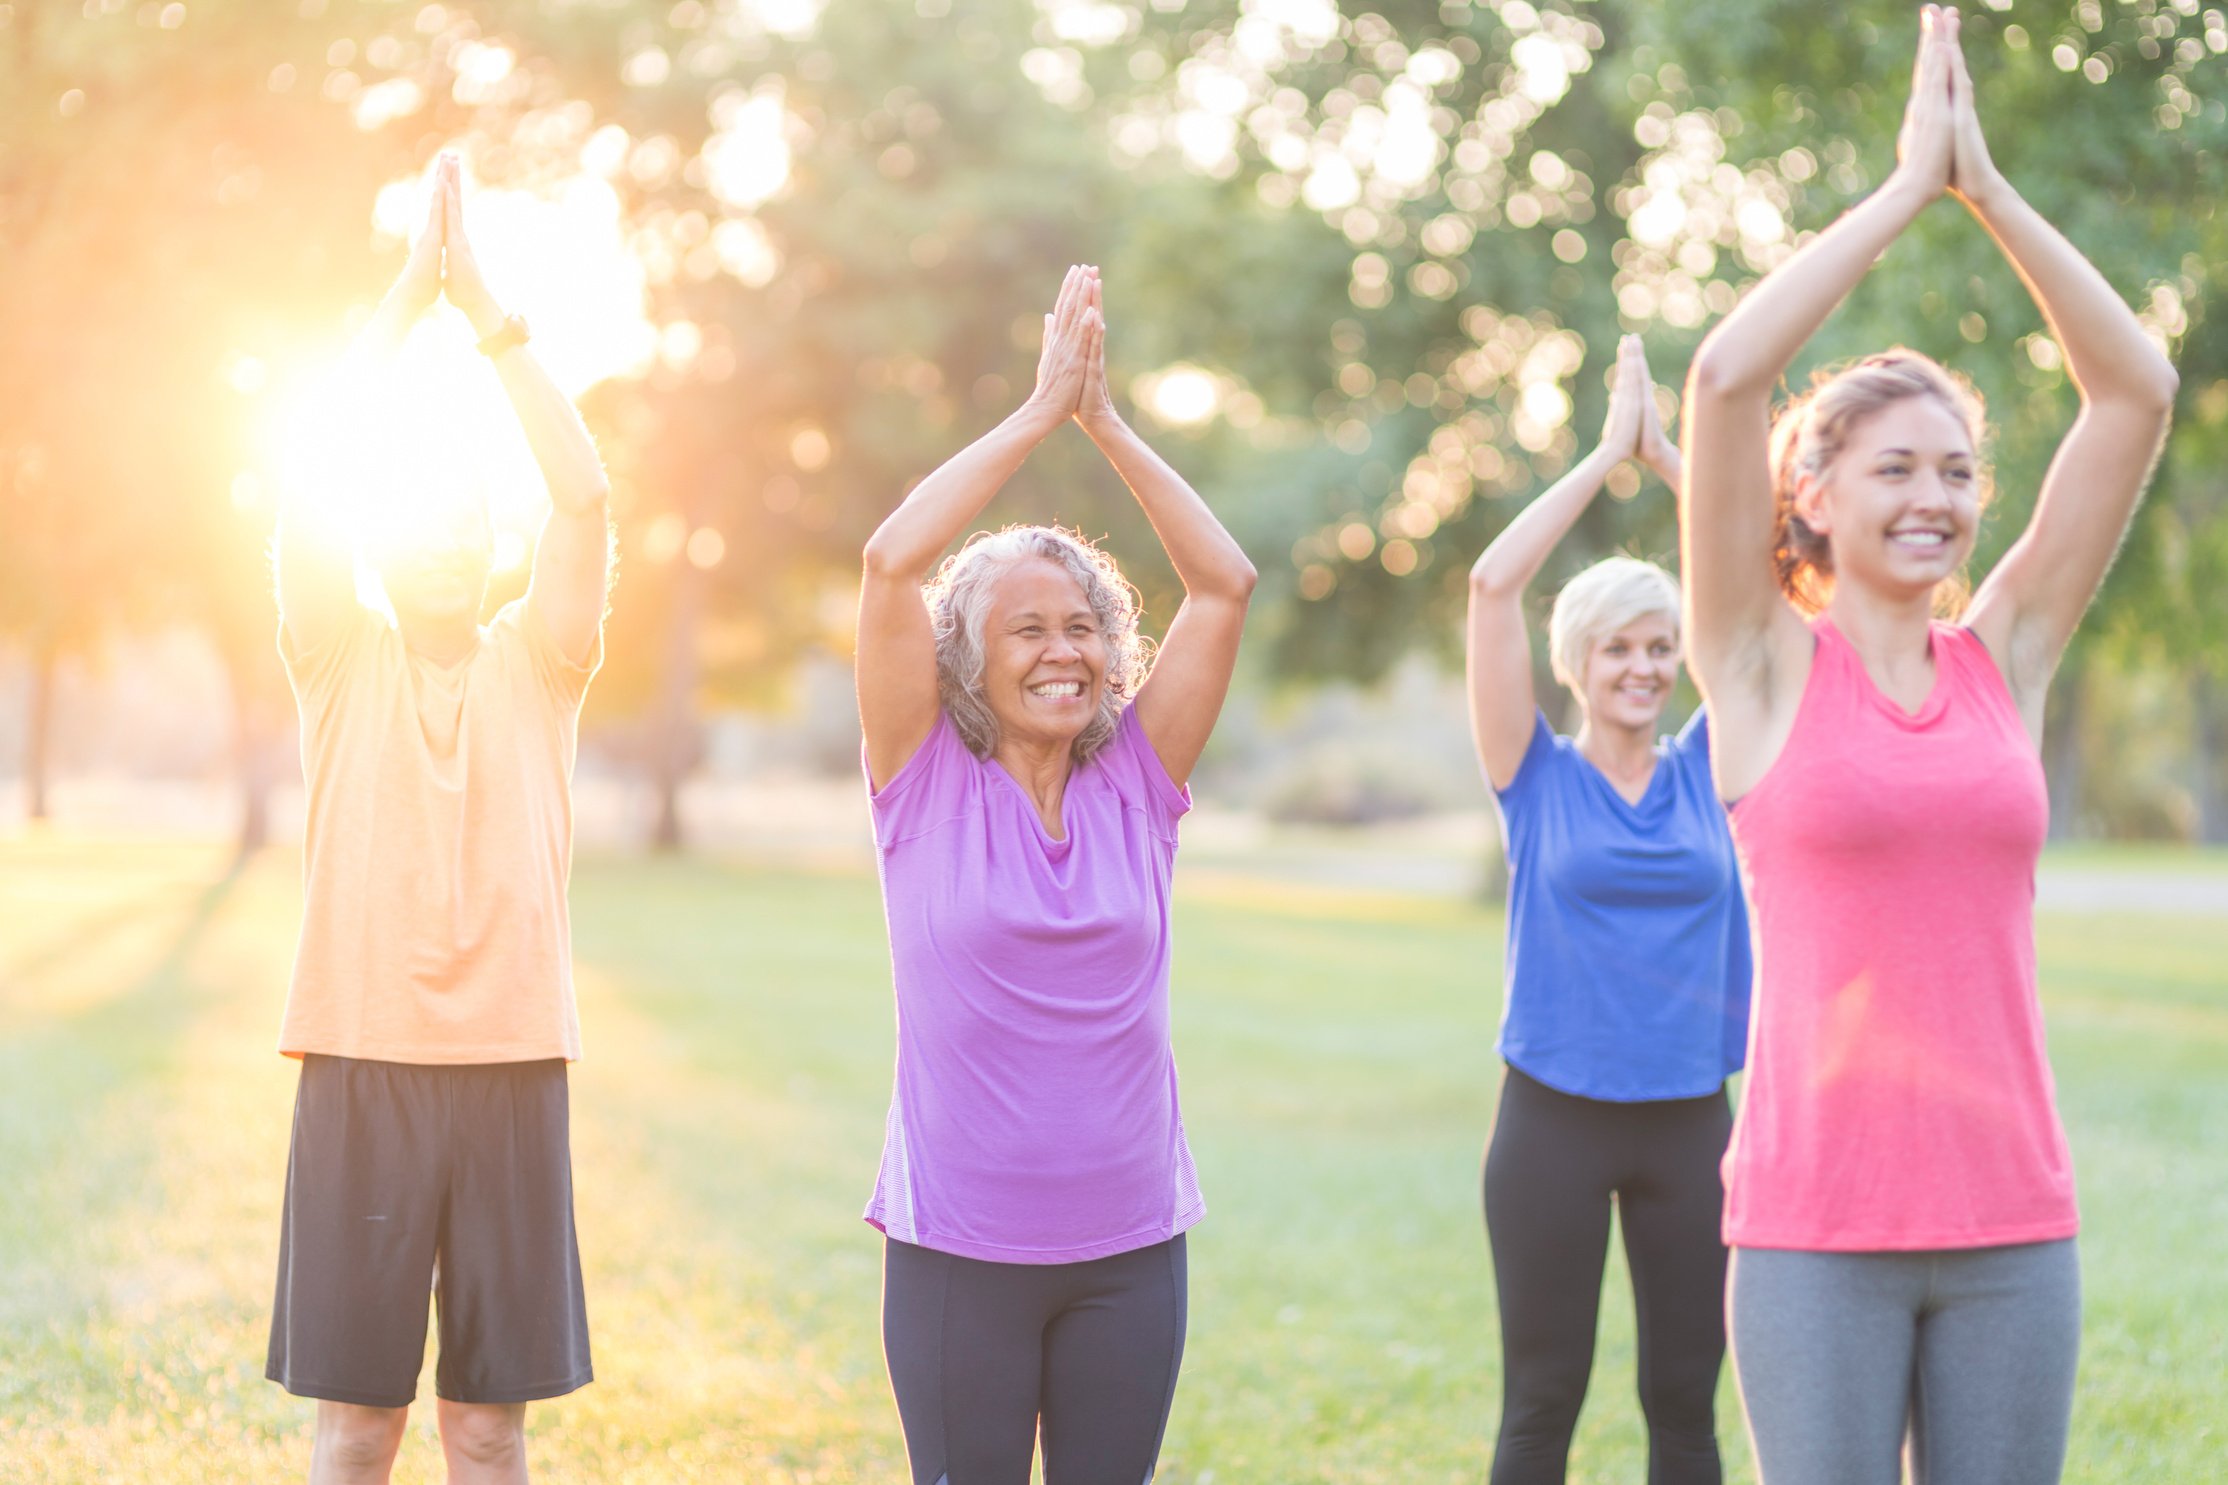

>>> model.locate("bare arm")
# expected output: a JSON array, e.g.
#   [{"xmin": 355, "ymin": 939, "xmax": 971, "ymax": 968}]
[
  {"xmin": 1682, "ymin": 6, "xmax": 1956, "ymax": 792},
  {"xmin": 274, "ymin": 169, "xmax": 445, "ymax": 656},
  {"xmin": 857, "ymin": 267, "xmax": 1097, "ymax": 788},
  {"xmin": 1468, "ymin": 335, "xmax": 1671, "ymax": 788},
  {"xmin": 436, "ymin": 156, "xmax": 610, "ymax": 667},
  {"xmin": 1075, "ymin": 274, "xmax": 1256, "ymax": 788},
  {"xmin": 1946, "ymin": 18, "xmax": 2178, "ymax": 724}
]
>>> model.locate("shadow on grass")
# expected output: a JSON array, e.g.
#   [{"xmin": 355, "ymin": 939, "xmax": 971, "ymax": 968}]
[{"xmin": 0, "ymin": 862, "xmax": 242, "ymax": 1338}]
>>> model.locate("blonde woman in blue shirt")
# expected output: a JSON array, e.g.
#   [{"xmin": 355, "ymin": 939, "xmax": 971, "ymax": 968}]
[{"xmin": 1465, "ymin": 335, "xmax": 1750, "ymax": 1484}]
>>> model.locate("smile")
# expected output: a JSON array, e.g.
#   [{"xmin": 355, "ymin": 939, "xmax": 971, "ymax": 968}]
[{"xmin": 1029, "ymin": 681, "xmax": 1084, "ymax": 698}]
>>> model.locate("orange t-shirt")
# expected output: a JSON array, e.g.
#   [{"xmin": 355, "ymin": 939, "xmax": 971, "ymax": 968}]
[{"xmin": 277, "ymin": 599, "xmax": 601, "ymax": 1065}]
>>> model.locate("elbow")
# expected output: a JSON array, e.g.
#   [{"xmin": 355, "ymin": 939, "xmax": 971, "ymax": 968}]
[
  {"xmin": 2089, "ymin": 357, "xmax": 2180, "ymax": 422},
  {"xmin": 1225, "ymin": 556, "xmax": 1259, "ymax": 602},
  {"xmin": 1687, "ymin": 333, "xmax": 1768, "ymax": 404},
  {"xmin": 553, "ymin": 471, "xmax": 610, "ymax": 515},
  {"xmin": 1468, "ymin": 554, "xmax": 1518, "ymax": 602},
  {"xmin": 2140, "ymin": 358, "xmax": 2181, "ymax": 415},
  {"xmin": 861, "ymin": 531, "xmax": 915, "ymax": 580}
]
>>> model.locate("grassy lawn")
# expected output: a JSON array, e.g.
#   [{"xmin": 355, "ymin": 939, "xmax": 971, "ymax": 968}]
[{"xmin": 0, "ymin": 836, "xmax": 2222, "ymax": 1481}]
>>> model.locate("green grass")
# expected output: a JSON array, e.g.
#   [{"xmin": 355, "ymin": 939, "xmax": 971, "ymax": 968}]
[
  {"xmin": 0, "ymin": 837, "xmax": 2222, "ymax": 1481},
  {"xmin": 2038, "ymin": 842, "xmax": 2228, "ymax": 877}
]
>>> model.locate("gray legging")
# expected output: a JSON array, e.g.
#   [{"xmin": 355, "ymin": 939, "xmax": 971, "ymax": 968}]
[{"xmin": 1728, "ymin": 1241, "xmax": 2080, "ymax": 1485}]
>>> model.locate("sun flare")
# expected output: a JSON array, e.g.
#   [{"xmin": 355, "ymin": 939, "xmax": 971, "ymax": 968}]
[{"xmin": 259, "ymin": 168, "xmax": 654, "ymax": 606}]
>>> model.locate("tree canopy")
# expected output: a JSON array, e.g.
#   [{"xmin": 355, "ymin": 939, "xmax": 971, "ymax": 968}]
[{"xmin": 3, "ymin": 0, "xmax": 2221, "ymax": 838}]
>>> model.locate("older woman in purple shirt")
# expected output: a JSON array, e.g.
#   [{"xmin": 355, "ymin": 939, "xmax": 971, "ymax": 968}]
[{"xmin": 855, "ymin": 264, "xmax": 1256, "ymax": 1485}]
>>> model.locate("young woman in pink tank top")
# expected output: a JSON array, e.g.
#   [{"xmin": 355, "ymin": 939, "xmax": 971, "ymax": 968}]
[{"xmin": 1679, "ymin": 9, "xmax": 2177, "ymax": 1483}]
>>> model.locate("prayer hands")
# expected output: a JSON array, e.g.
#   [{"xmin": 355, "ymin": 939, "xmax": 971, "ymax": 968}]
[
  {"xmin": 1076, "ymin": 272, "xmax": 1119, "ymax": 434},
  {"xmin": 434, "ymin": 155, "xmax": 504, "ymax": 337},
  {"xmin": 1940, "ymin": 9, "xmax": 2005, "ymax": 208},
  {"xmin": 389, "ymin": 161, "xmax": 445, "ymax": 319},
  {"xmin": 1600, "ymin": 335, "xmax": 1671, "ymax": 461},
  {"xmin": 1894, "ymin": 5, "xmax": 1957, "ymax": 202},
  {"xmin": 1629, "ymin": 338, "xmax": 1678, "ymax": 480},
  {"xmin": 1026, "ymin": 264, "xmax": 1100, "ymax": 426}
]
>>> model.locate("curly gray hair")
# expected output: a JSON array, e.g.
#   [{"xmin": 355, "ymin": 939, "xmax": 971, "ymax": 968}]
[{"xmin": 925, "ymin": 525, "xmax": 1154, "ymax": 764}]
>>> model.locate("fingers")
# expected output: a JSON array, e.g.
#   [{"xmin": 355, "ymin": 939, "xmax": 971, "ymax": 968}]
[
  {"xmin": 421, "ymin": 163, "xmax": 445, "ymax": 246},
  {"xmin": 442, "ymin": 157, "xmax": 463, "ymax": 247},
  {"xmin": 1944, "ymin": 7, "xmax": 1974, "ymax": 102},
  {"xmin": 1045, "ymin": 264, "xmax": 1107, "ymax": 353},
  {"xmin": 1051, "ymin": 264, "xmax": 1085, "ymax": 337},
  {"xmin": 1616, "ymin": 334, "xmax": 1644, "ymax": 401}
]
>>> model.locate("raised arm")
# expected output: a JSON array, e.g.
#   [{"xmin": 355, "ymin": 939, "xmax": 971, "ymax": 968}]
[
  {"xmin": 274, "ymin": 169, "xmax": 444, "ymax": 656},
  {"xmin": 1075, "ymin": 273, "xmax": 1257, "ymax": 788},
  {"xmin": 857, "ymin": 267, "xmax": 1097, "ymax": 787},
  {"xmin": 1945, "ymin": 13, "xmax": 2179, "ymax": 724},
  {"xmin": 1467, "ymin": 335, "xmax": 1671, "ymax": 788},
  {"xmin": 1681, "ymin": 5, "xmax": 1954, "ymax": 778},
  {"xmin": 435, "ymin": 156, "xmax": 611, "ymax": 667}
]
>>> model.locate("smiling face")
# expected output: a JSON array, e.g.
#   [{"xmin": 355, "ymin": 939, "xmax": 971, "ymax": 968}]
[
  {"xmin": 979, "ymin": 557, "xmax": 1109, "ymax": 755},
  {"xmin": 1577, "ymin": 610, "xmax": 1680, "ymax": 734},
  {"xmin": 1801, "ymin": 394, "xmax": 1980, "ymax": 606}
]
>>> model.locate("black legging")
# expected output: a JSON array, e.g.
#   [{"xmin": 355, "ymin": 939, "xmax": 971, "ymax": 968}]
[
  {"xmin": 1482, "ymin": 1066, "xmax": 1732, "ymax": 1485},
  {"xmin": 882, "ymin": 1234, "xmax": 1186, "ymax": 1485}
]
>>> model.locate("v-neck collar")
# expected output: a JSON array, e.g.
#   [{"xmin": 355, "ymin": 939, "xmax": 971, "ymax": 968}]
[
  {"xmin": 988, "ymin": 755, "xmax": 1075, "ymax": 844},
  {"xmin": 1573, "ymin": 740, "xmax": 1669, "ymax": 814}
]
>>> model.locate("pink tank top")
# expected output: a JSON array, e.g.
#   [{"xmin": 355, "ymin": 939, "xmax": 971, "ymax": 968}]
[{"xmin": 1722, "ymin": 616, "xmax": 2078, "ymax": 1251}]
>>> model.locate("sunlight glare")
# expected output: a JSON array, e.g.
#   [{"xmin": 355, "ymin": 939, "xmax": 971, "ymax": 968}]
[
  {"xmin": 266, "ymin": 167, "xmax": 655, "ymax": 607},
  {"xmin": 705, "ymin": 87, "xmax": 795, "ymax": 209},
  {"xmin": 1137, "ymin": 365, "xmax": 1224, "ymax": 427}
]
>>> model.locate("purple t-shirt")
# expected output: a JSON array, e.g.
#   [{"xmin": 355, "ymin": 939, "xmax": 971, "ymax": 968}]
[{"xmin": 864, "ymin": 704, "xmax": 1206, "ymax": 1263}]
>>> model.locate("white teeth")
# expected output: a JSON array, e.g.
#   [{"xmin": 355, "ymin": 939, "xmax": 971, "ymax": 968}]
[
  {"xmin": 1030, "ymin": 681, "xmax": 1081, "ymax": 697},
  {"xmin": 1892, "ymin": 531, "xmax": 1948, "ymax": 546}
]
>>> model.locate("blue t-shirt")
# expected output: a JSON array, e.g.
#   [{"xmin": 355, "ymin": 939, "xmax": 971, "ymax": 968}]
[{"xmin": 1492, "ymin": 708, "xmax": 1751, "ymax": 1101}]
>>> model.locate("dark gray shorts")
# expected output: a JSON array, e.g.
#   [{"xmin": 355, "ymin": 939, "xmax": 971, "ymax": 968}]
[{"xmin": 266, "ymin": 1054, "xmax": 593, "ymax": 1409}]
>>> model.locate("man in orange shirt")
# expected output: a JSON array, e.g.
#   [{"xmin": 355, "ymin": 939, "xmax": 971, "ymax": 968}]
[{"xmin": 265, "ymin": 155, "xmax": 611, "ymax": 1485}]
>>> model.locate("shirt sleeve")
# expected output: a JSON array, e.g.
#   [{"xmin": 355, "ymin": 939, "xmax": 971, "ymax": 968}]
[
  {"xmin": 1494, "ymin": 710, "xmax": 1558, "ymax": 802},
  {"xmin": 497, "ymin": 597, "xmax": 602, "ymax": 712},
  {"xmin": 276, "ymin": 605, "xmax": 378, "ymax": 722},
  {"xmin": 1670, "ymin": 705, "xmax": 1740, "ymax": 805},
  {"xmin": 867, "ymin": 711, "xmax": 976, "ymax": 848},
  {"xmin": 1100, "ymin": 704, "xmax": 1192, "ymax": 839}
]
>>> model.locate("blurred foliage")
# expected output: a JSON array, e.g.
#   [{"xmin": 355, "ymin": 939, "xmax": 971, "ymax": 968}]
[{"xmin": 1, "ymin": 0, "xmax": 2223, "ymax": 835}]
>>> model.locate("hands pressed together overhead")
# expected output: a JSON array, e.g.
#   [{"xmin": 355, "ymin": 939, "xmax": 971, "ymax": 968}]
[
  {"xmin": 1028, "ymin": 264, "xmax": 1121, "ymax": 434},
  {"xmin": 390, "ymin": 153, "xmax": 506, "ymax": 335},
  {"xmin": 1896, "ymin": 5, "xmax": 2005, "ymax": 209},
  {"xmin": 1597, "ymin": 333, "xmax": 1677, "ymax": 483}
]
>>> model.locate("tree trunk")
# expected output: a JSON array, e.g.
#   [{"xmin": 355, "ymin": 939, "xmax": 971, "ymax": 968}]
[
  {"xmin": 233, "ymin": 674, "xmax": 280, "ymax": 858},
  {"xmin": 648, "ymin": 557, "xmax": 707, "ymax": 853},
  {"xmin": 23, "ymin": 634, "xmax": 57, "ymax": 823},
  {"xmin": 2196, "ymin": 671, "xmax": 2228, "ymax": 846},
  {"xmin": 2042, "ymin": 658, "xmax": 2084, "ymax": 843}
]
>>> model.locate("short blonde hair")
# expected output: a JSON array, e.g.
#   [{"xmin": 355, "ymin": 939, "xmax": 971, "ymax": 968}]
[{"xmin": 1548, "ymin": 557, "xmax": 1682, "ymax": 691}]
